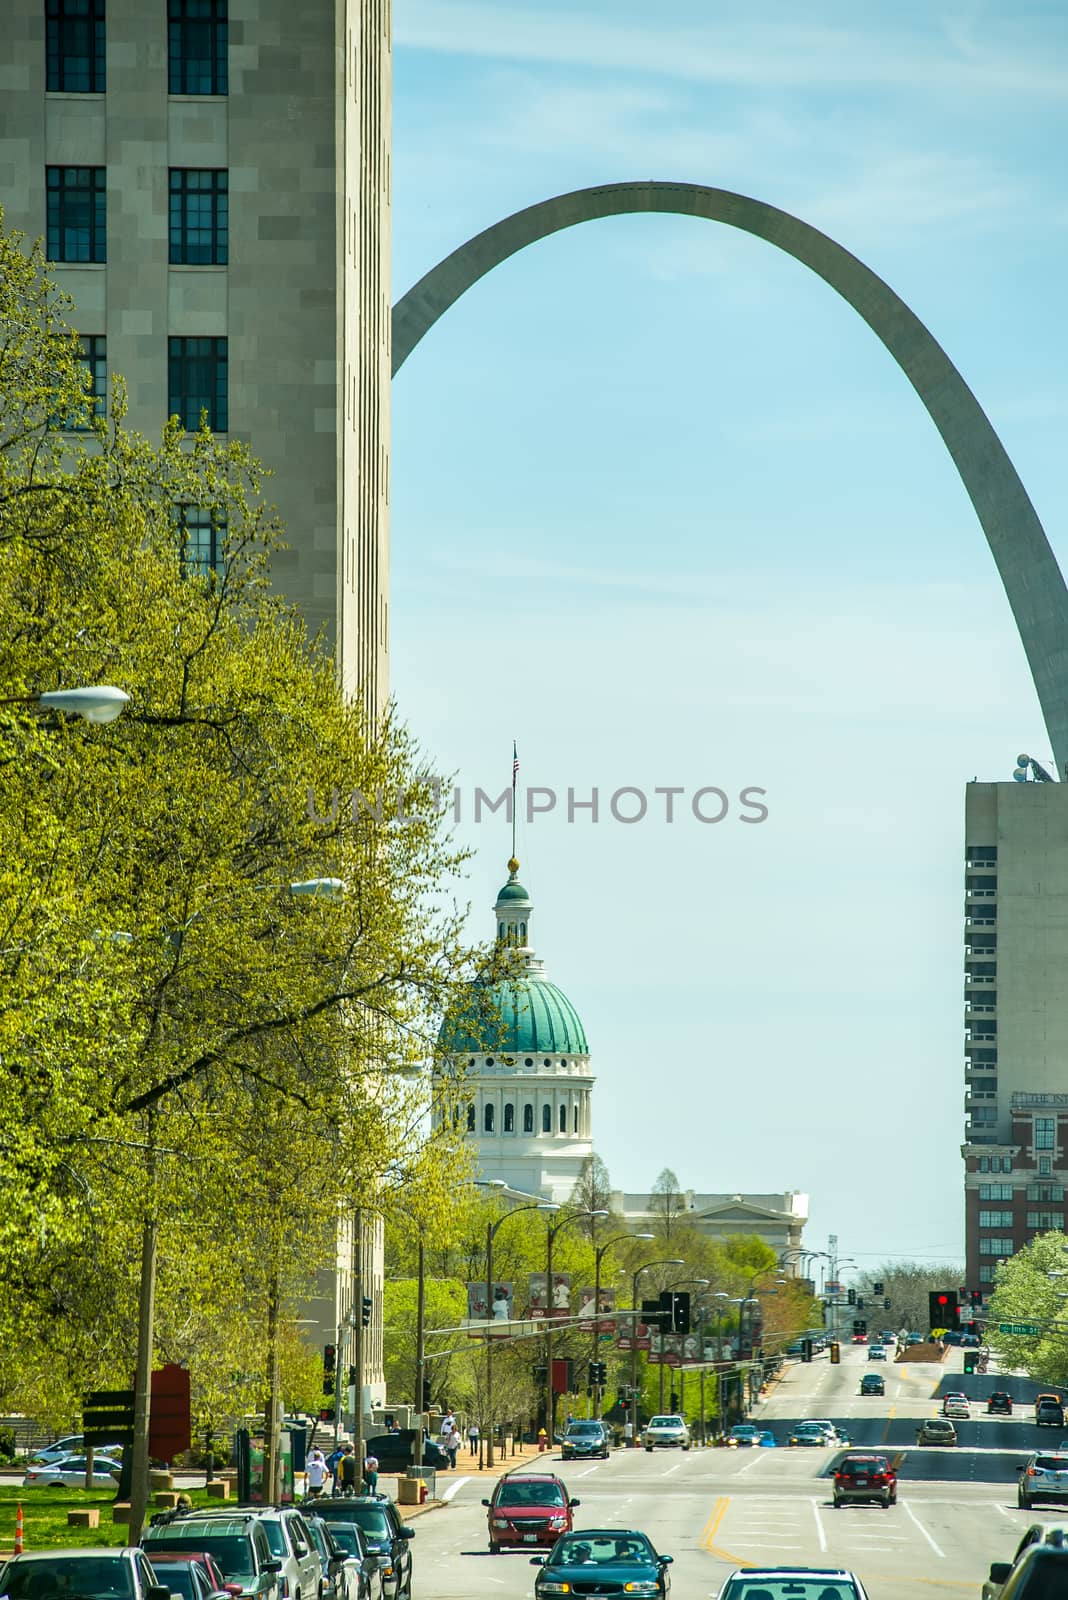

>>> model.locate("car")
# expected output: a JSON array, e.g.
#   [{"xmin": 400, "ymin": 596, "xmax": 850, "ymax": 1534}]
[
  {"xmin": 302, "ymin": 1517, "xmax": 360, "ymax": 1600},
  {"xmin": 988, "ymin": 1391, "xmax": 1014, "ymax": 1415},
  {"xmin": 21, "ymin": 1452, "xmax": 123, "ymax": 1488},
  {"xmin": 942, "ymin": 1391, "xmax": 968, "ymax": 1415},
  {"xmin": 859, "ymin": 1373, "xmax": 885, "ymax": 1397},
  {"xmin": 642, "ymin": 1415, "xmax": 691, "ymax": 1451},
  {"xmin": 362, "ymin": 1430, "xmax": 449, "ymax": 1470},
  {"xmin": 561, "ymin": 1420, "xmax": 610, "ymax": 1460},
  {"xmin": 310, "ymin": 1501, "xmax": 413, "ymax": 1600},
  {"xmin": 306, "ymin": 1521, "xmax": 385, "ymax": 1600},
  {"xmin": 146, "ymin": 1553, "xmax": 241, "ymax": 1600},
  {"xmin": 28, "ymin": 1434, "xmax": 86, "ymax": 1464},
  {"xmin": 1017, "ymin": 1451, "xmax": 1068, "ymax": 1509},
  {"xmin": 0, "ymin": 1549, "xmax": 172, "ymax": 1600},
  {"xmin": 984, "ymin": 1528, "xmax": 1068, "ymax": 1600},
  {"xmin": 985, "ymin": 1543, "xmax": 1068, "ymax": 1600},
  {"xmin": 141, "ymin": 1509, "xmax": 284, "ymax": 1600},
  {"xmin": 788, "ymin": 1422, "xmax": 840, "ymax": 1448},
  {"xmin": 256, "ymin": 1508, "xmax": 322, "ymax": 1600},
  {"xmin": 867, "ymin": 1345, "xmax": 886, "ymax": 1361},
  {"xmin": 832, "ymin": 1453, "xmax": 897, "ymax": 1509},
  {"xmin": 531, "ymin": 1529, "xmax": 672, "ymax": 1600},
  {"xmin": 943, "ymin": 1397, "xmax": 970, "ymax": 1419},
  {"xmin": 851, "ymin": 1333, "xmax": 867, "ymax": 1344},
  {"xmin": 881, "ymin": 1330, "xmax": 896, "ymax": 1345},
  {"xmin": 715, "ymin": 1565, "xmax": 871, "ymax": 1600},
  {"xmin": 757, "ymin": 1432, "xmax": 777, "ymax": 1448},
  {"xmin": 482, "ymin": 1472, "xmax": 579, "ymax": 1553},
  {"xmin": 1035, "ymin": 1395, "xmax": 1065, "ymax": 1427},
  {"xmin": 726, "ymin": 1425, "xmax": 761, "ymax": 1448},
  {"xmin": 907, "ymin": 1332, "xmax": 924, "ymax": 1345},
  {"xmin": 916, "ymin": 1417, "xmax": 957, "ymax": 1446},
  {"xmin": 785, "ymin": 1341, "xmax": 806, "ymax": 1358}
]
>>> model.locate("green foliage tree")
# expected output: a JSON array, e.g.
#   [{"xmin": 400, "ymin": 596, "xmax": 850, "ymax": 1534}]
[{"xmin": 986, "ymin": 1233, "xmax": 1068, "ymax": 1381}]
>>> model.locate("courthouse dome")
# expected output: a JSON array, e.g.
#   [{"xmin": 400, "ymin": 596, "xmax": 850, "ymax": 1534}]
[{"xmin": 441, "ymin": 975, "xmax": 588, "ymax": 1057}]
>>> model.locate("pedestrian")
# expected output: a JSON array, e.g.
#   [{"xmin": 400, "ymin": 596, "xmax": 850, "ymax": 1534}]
[
  {"xmin": 306, "ymin": 1446, "xmax": 327, "ymax": 1498},
  {"xmin": 445, "ymin": 1423, "xmax": 461, "ymax": 1468},
  {"xmin": 326, "ymin": 1444, "xmax": 343, "ymax": 1494},
  {"xmin": 623, "ymin": 1419, "xmax": 634, "ymax": 1448},
  {"xmin": 466, "ymin": 1420, "xmax": 479, "ymax": 1459},
  {"xmin": 566, "ymin": 1411, "xmax": 575, "ymax": 1428},
  {"xmin": 338, "ymin": 1442, "xmax": 358, "ymax": 1495},
  {"xmin": 362, "ymin": 1452, "xmax": 380, "ymax": 1497}
]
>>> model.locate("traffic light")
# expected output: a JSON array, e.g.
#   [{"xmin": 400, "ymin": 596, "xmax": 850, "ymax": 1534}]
[
  {"xmin": 873, "ymin": 1282, "xmax": 884, "ymax": 1296},
  {"xmin": 659, "ymin": 1290, "xmax": 690, "ymax": 1333},
  {"xmin": 856, "ymin": 1297, "xmax": 865, "ymax": 1310},
  {"xmin": 669, "ymin": 1390, "xmax": 679, "ymax": 1412},
  {"xmin": 847, "ymin": 1288, "xmax": 856, "ymax": 1306},
  {"xmin": 963, "ymin": 1350, "xmax": 978, "ymax": 1374},
  {"xmin": 852, "ymin": 1319, "xmax": 866, "ymax": 1335},
  {"xmin": 883, "ymin": 1297, "xmax": 891, "ymax": 1311},
  {"xmin": 928, "ymin": 1290, "xmax": 960, "ymax": 1331},
  {"xmin": 801, "ymin": 1338, "xmax": 813, "ymax": 1363},
  {"xmin": 421, "ymin": 1378, "xmax": 431, "ymax": 1409},
  {"xmin": 347, "ymin": 1365, "xmax": 357, "ymax": 1386},
  {"xmin": 319, "ymin": 1406, "xmax": 335, "ymax": 1422},
  {"xmin": 534, "ymin": 1363, "xmax": 548, "ymax": 1383},
  {"xmin": 589, "ymin": 1361, "xmax": 607, "ymax": 1386},
  {"xmin": 970, "ymin": 1289, "xmax": 983, "ymax": 1306},
  {"xmin": 361, "ymin": 1296, "xmax": 372, "ymax": 1327},
  {"xmin": 829, "ymin": 1341, "xmax": 841, "ymax": 1365},
  {"xmin": 323, "ymin": 1373, "xmax": 334, "ymax": 1395},
  {"xmin": 323, "ymin": 1344, "xmax": 336, "ymax": 1394}
]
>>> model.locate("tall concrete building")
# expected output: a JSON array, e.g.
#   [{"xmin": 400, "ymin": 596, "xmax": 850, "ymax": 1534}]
[
  {"xmin": 2, "ymin": 0, "xmax": 390, "ymax": 711},
  {"xmin": 2, "ymin": 0, "xmax": 391, "ymax": 1414},
  {"xmin": 962, "ymin": 781, "xmax": 1068, "ymax": 1292}
]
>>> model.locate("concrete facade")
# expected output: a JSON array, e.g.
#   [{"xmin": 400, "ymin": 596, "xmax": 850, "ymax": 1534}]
[
  {"xmin": 2, "ymin": 0, "xmax": 390, "ymax": 712},
  {"xmin": 962, "ymin": 782, "xmax": 1068, "ymax": 1290},
  {"xmin": 609, "ymin": 1190, "xmax": 808, "ymax": 1262},
  {"xmin": 393, "ymin": 180, "xmax": 1068, "ymax": 776}
]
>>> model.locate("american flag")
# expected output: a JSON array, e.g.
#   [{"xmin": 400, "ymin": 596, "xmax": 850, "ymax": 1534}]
[{"xmin": 513, "ymin": 742, "xmax": 519, "ymax": 784}]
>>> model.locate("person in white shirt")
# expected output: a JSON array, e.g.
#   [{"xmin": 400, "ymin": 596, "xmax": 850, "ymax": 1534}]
[{"xmin": 306, "ymin": 1447, "xmax": 327, "ymax": 1497}]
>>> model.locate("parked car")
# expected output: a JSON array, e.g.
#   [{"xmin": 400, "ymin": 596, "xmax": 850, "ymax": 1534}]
[
  {"xmin": 306, "ymin": 1521, "xmax": 384, "ymax": 1600},
  {"xmin": 987, "ymin": 1391, "xmax": 1014, "ymax": 1415},
  {"xmin": 1017, "ymin": 1452, "xmax": 1068, "ymax": 1510},
  {"xmin": 302, "ymin": 1517, "xmax": 359, "ymax": 1600},
  {"xmin": 642, "ymin": 1415, "xmax": 691, "ymax": 1451},
  {"xmin": 362, "ymin": 1430, "xmax": 449, "ymax": 1470},
  {"xmin": 28, "ymin": 1434, "xmax": 85, "ymax": 1465},
  {"xmin": 860, "ymin": 1373, "xmax": 885, "ymax": 1396},
  {"xmin": 916, "ymin": 1418, "xmax": 957, "ymax": 1446},
  {"xmin": 482, "ymin": 1472, "xmax": 578, "ymax": 1553},
  {"xmin": 21, "ymin": 1452, "xmax": 122, "ymax": 1488},
  {"xmin": 561, "ymin": 1420, "xmax": 610, "ymax": 1460},
  {"xmin": 146, "ymin": 1553, "xmax": 241, "ymax": 1600},
  {"xmin": 531, "ymin": 1530, "xmax": 672, "ymax": 1600},
  {"xmin": 832, "ymin": 1454, "xmax": 897, "ymax": 1509},
  {"xmin": 716, "ymin": 1566, "xmax": 870, "ymax": 1600},
  {"xmin": 311, "ymin": 1498, "xmax": 414, "ymax": 1600},
  {"xmin": 141, "ymin": 1509, "xmax": 284, "ymax": 1600},
  {"xmin": 256, "ymin": 1508, "xmax": 322, "ymax": 1600},
  {"xmin": 0, "ymin": 1550, "xmax": 171, "ymax": 1600}
]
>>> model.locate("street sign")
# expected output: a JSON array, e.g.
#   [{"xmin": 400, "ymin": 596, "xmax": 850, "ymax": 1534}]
[
  {"xmin": 998, "ymin": 1321, "xmax": 1041, "ymax": 1336},
  {"xmin": 83, "ymin": 1387, "xmax": 134, "ymax": 1448}
]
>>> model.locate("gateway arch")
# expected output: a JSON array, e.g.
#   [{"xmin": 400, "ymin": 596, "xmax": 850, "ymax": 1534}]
[{"xmin": 393, "ymin": 180, "xmax": 1068, "ymax": 774}]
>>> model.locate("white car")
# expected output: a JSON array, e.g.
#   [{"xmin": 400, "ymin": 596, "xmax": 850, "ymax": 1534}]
[
  {"xmin": 642, "ymin": 1414, "xmax": 691, "ymax": 1451},
  {"xmin": 29, "ymin": 1434, "xmax": 85, "ymax": 1465},
  {"xmin": 256, "ymin": 1507, "xmax": 323, "ymax": 1600},
  {"xmin": 22, "ymin": 1453, "xmax": 122, "ymax": 1488}
]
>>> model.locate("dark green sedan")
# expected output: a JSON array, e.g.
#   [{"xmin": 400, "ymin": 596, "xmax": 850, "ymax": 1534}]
[{"xmin": 532, "ymin": 1529, "xmax": 672, "ymax": 1598}]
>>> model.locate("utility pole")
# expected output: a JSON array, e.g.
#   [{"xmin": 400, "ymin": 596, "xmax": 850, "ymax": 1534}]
[
  {"xmin": 261, "ymin": 1268, "xmax": 283, "ymax": 1504},
  {"xmin": 352, "ymin": 1207, "xmax": 364, "ymax": 1484},
  {"xmin": 128, "ymin": 1124, "xmax": 158, "ymax": 1542},
  {"xmin": 413, "ymin": 1236, "xmax": 425, "ymax": 1467}
]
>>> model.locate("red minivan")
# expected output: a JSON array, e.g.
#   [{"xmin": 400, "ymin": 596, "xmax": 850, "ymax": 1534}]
[{"xmin": 482, "ymin": 1473, "xmax": 579, "ymax": 1553}]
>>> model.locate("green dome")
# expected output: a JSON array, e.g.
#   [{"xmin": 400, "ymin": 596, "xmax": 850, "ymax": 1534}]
[
  {"xmin": 441, "ymin": 976, "xmax": 588, "ymax": 1056},
  {"xmin": 496, "ymin": 880, "xmax": 530, "ymax": 902}
]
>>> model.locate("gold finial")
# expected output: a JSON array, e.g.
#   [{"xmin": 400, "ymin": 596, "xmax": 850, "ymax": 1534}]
[{"xmin": 507, "ymin": 857, "xmax": 520, "ymax": 875}]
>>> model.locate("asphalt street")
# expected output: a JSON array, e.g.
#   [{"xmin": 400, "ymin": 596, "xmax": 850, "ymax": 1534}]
[{"xmin": 402, "ymin": 1345, "xmax": 1068, "ymax": 1600}]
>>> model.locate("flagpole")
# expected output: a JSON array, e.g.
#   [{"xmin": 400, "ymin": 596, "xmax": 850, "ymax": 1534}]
[{"xmin": 511, "ymin": 740, "xmax": 518, "ymax": 862}]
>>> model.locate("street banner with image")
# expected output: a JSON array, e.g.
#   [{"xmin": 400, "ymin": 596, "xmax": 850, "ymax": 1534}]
[
  {"xmin": 467, "ymin": 1282, "xmax": 488, "ymax": 1322},
  {"xmin": 528, "ymin": 1272, "xmax": 548, "ymax": 1318},
  {"xmin": 597, "ymin": 1287, "xmax": 617, "ymax": 1334},
  {"xmin": 617, "ymin": 1318, "xmax": 651, "ymax": 1352},
  {"xmin": 577, "ymin": 1287, "xmax": 597, "ymax": 1329},
  {"xmin": 550, "ymin": 1272, "xmax": 571, "ymax": 1315}
]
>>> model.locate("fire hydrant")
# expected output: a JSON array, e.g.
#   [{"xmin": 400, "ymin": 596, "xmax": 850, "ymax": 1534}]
[{"xmin": 538, "ymin": 1428, "xmax": 548, "ymax": 1453}]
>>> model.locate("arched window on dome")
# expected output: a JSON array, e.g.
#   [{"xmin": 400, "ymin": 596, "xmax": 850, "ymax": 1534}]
[
  {"xmin": 520, "ymin": 921, "xmax": 527, "ymax": 941},
  {"xmin": 524, "ymin": 1103, "xmax": 534, "ymax": 1133},
  {"xmin": 541, "ymin": 1104, "xmax": 551, "ymax": 1133},
  {"xmin": 573, "ymin": 1103, "xmax": 578, "ymax": 1133},
  {"xmin": 484, "ymin": 1102, "xmax": 495, "ymax": 1133},
  {"xmin": 466, "ymin": 1105, "xmax": 475, "ymax": 1132},
  {"xmin": 498, "ymin": 923, "xmax": 504, "ymax": 939},
  {"xmin": 559, "ymin": 1103, "xmax": 567, "ymax": 1133},
  {"xmin": 504, "ymin": 1102, "xmax": 514, "ymax": 1133}
]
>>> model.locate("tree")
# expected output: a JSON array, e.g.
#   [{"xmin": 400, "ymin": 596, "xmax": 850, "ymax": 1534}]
[
  {"xmin": 855, "ymin": 1262, "xmax": 966, "ymax": 1332},
  {"xmin": 986, "ymin": 1233, "xmax": 1068, "ymax": 1382}
]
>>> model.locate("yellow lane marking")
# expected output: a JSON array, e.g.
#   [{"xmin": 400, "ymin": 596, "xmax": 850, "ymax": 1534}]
[
  {"xmin": 698, "ymin": 1495, "xmax": 754, "ymax": 1568},
  {"xmin": 880, "ymin": 1403, "xmax": 897, "ymax": 1444}
]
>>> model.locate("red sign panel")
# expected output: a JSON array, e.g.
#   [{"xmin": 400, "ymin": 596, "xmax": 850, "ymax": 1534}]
[{"xmin": 149, "ymin": 1363, "xmax": 191, "ymax": 1462}]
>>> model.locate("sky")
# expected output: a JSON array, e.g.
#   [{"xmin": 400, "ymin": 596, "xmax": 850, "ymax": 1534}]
[{"xmin": 387, "ymin": 0, "xmax": 1068, "ymax": 1273}]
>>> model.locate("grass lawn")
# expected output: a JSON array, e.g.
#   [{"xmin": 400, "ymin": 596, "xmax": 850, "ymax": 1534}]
[{"xmin": 0, "ymin": 1485, "xmax": 217, "ymax": 1554}]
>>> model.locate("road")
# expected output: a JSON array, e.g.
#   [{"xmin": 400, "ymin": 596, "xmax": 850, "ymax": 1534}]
[{"xmin": 401, "ymin": 1345, "xmax": 1068, "ymax": 1600}]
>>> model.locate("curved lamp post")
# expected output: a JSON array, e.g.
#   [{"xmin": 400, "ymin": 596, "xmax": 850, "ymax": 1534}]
[
  {"xmin": 485, "ymin": 1198, "xmax": 559, "ymax": 1467},
  {"xmin": 10, "ymin": 684, "xmax": 131, "ymax": 723},
  {"xmin": 589, "ymin": 1231, "xmax": 653, "ymax": 1419},
  {"xmin": 540, "ymin": 1209, "xmax": 609, "ymax": 1441},
  {"xmin": 628, "ymin": 1258, "xmax": 684, "ymax": 1445}
]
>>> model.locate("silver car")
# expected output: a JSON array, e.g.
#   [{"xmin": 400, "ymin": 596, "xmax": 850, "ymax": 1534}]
[
  {"xmin": 257, "ymin": 1509, "xmax": 322, "ymax": 1600},
  {"xmin": 642, "ymin": 1414, "xmax": 691, "ymax": 1451}
]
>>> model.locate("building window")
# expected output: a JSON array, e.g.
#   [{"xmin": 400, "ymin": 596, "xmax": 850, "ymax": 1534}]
[
  {"xmin": 503, "ymin": 1103, "xmax": 514, "ymax": 1134},
  {"xmin": 1035, "ymin": 1117, "xmax": 1056, "ymax": 1151},
  {"xmin": 541, "ymin": 1104, "xmax": 551, "ymax": 1133},
  {"xmin": 969, "ymin": 1106, "xmax": 997, "ymax": 1125},
  {"xmin": 1026, "ymin": 1212, "xmax": 1063, "ymax": 1231},
  {"xmin": 174, "ymin": 504, "xmax": 225, "ymax": 575},
  {"xmin": 46, "ymin": 166, "xmax": 105, "ymax": 262},
  {"xmin": 466, "ymin": 1105, "xmax": 475, "ymax": 1132},
  {"xmin": 978, "ymin": 1264, "xmax": 994, "ymax": 1283},
  {"xmin": 1040, "ymin": 1156, "xmax": 1053, "ymax": 1176},
  {"xmin": 966, "ymin": 845, "xmax": 998, "ymax": 867},
  {"xmin": 558, "ymin": 1103, "xmax": 566, "ymax": 1133},
  {"xmin": 169, "ymin": 169, "xmax": 228, "ymax": 264},
  {"xmin": 523, "ymin": 1103, "xmax": 533, "ymax": 1134},
  {"xmin": 484, "ymin": 1103, "xmax": 494, "ymax": 1134},
  {"xmin": 55, "ymin": 334, "xmax": 106, "ymax": 428},
  {"xmin": 169, "ymin": 0, "xmax": 228, "ymax": 95},
  {"xmin": 979, "ymin": 1237, "xmax": 1015, "ymax": 1256},
  {"xmin": 978, "ymin": 1210, "xmax": 1013, "ymax": 1229},
  {"xmin": 47, "ymin": 0, "xmax": 105, "ymax": 92},
  {"xmin": 1001, "ymin": 1156, "xmax": 1013, "ymax": 1172},
  {"xmin": 978, "ymin": 1157, "xmax": 989, "ymax": 1173},
  {"xmin": 1027, "ymin": 1184, "xmax": 1064, "ymax": 1202},
  {"xmin": 573, "ymin": 1103, "xmax": 578, "ymax": 1133},
  {"xmin": 979, "ymin": 1184, "xmax": 1013, "ymax": 1201},
  {"xmin": 168, "ymin": 337, "xmax": 227, "ymax": 431}
]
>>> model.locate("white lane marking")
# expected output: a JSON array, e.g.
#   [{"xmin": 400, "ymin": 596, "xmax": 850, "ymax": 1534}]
[
  {"xmin": 902, "ymin": 1499, "xmax": 945, "ymax": 1558},
  {"xmin": 442, "ymin": 1476, "xmax": 470, "ymax": 1502},
  {"xmin": 662, "ymin": 1461, "xmax": 685, "ymax": 1475},
  {"xmin": 994, "ymin": 1503, "xmax": 1016, "ymax": 1519},
  {"xmin": 738, "ymin": 1452, "xmax": 768, "ymax": 1475},
  {"xmin": 810, "ymin": 1499, "xmax": 827, "ymax": 1553},
  {"xmin": 573, "ymin": 1465, "xmax": 600, "ymax": 1478}
]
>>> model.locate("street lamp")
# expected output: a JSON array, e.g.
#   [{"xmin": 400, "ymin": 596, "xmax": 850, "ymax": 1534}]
[
  {"xmin": 541, "ymin": 1209, "xmax": 609, "ymax": 1441},
  {"xmin": 666, "ymin": 1278, "xmax": 708, "ymax": 1415},
  {"xmin": 629, "ymin": 1258, "xmax": 684, "ymax": 1446},
  {"xmin": 590, "ymin": 1232, "xmax": 653, "ymax": 1419},
  {"xmin": 2, "ymin": 684, "xmax": 130, "ymax": 723},
  {"xmin": 485, "ymin": 1198, "xmax": 559, "ymax": 1467}
]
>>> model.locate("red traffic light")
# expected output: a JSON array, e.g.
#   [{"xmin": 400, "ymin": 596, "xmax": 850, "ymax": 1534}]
[{"xmin": 936, "ymin": 1294, "xmax": 949, "ymax": 1305}]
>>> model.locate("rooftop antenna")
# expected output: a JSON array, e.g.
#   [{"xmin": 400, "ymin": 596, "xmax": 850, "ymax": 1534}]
[{"xmin": 1014, "ymin": 752, "xmax": 1055, "ymax": 782}]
